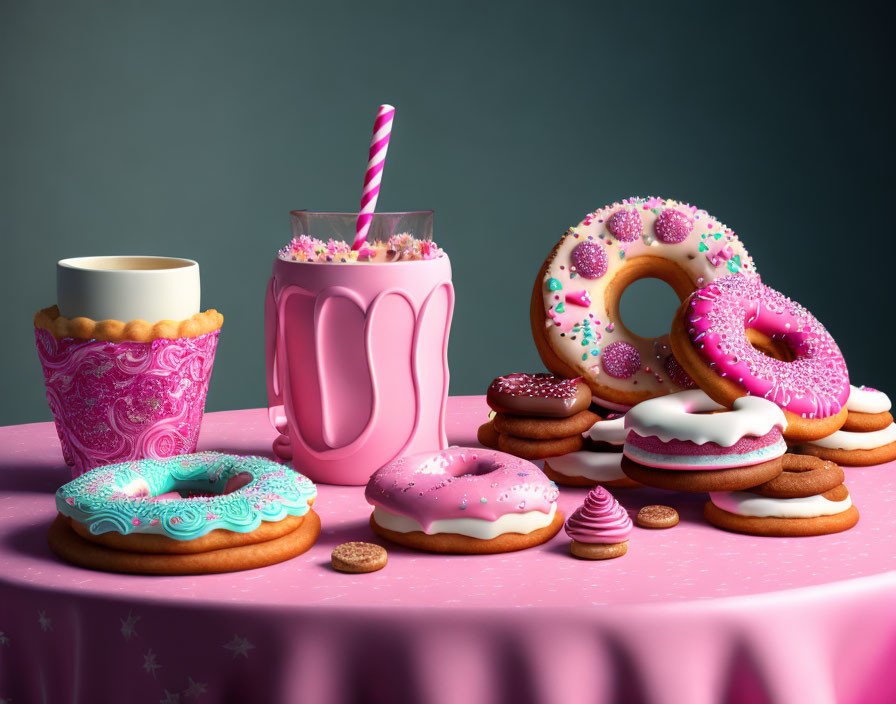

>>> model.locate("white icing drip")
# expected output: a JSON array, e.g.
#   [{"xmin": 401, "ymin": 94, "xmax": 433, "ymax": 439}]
[
  {"xmin": 623, "ymin": 437, "xmax": 787, "ymax": 469},
  {"xmin": 586, "ymin": 416, "xmax": 627, "ymax": 445},
  {"xmin": 624, "ymin": 390, "xmax": 787, "ymax": 446},
  {"xmin": 371, "ymin": 504, "xmax": 557, "ymax": 540},
  {"xmin": 546, "ymin": 451, "xmax": 625, "ymax": 481},
  {"xmin": 846, "ymin": 385, "xmax": 891, "ymax": 414},
  {"xmin": 710, "ymin": 491, "xmax": 852, "ymax": 519},
  {"xmin": 808, "ymin": 423, "xmax": 896, "ymax": 451}
]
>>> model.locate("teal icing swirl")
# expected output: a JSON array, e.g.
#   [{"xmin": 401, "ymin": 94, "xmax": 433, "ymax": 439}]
[{"xmin": 55, "ymin": 452, "xmax": 317, "ymax": 541}]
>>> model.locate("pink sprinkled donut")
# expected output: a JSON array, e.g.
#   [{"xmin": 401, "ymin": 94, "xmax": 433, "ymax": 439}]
[
  {"xmin": 670, "ymin": 274, "xmax": 850, "ymax": 442},
  {"xmin": 365, "ymin": 447, "xmax": 563, "ymax": 553}
]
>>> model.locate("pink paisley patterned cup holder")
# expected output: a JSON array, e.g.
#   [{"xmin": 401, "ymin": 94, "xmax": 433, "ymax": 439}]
[{"xmin": 35, "ymin": 328, "xmax": 220, "ymax": 479}]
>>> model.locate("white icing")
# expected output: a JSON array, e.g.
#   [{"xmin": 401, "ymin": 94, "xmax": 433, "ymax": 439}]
[
  {"xmin": 546, "ymin": 451, "xmax": 626, "ymax": 481},
  {"xmin": 807, "ymin": 422, "xmax": 896, "ymax": 451},
  {"xmin": 709, "ymin": 491, "xmax": 852, "ymax": 519},
  {"xmin": 586, "ymin": 416, "xmax": 627, "ymax": 445},
  {"xmin": 623, "ymin": 437, "xmax": 787, "ymax": 469},
  {"xmin": 624, "ymin": 390, "xmax": 787, "ymax": 446},
  {"xmin": 371, "ymin": 503, "xmax": 557, "ymax": 540},
  {"xmin": 846, "ymin": 385, "xmax": 891, "ymax": 414}
]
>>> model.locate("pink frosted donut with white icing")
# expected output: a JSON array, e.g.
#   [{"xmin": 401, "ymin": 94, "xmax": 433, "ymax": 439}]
[
  {"xmin": 623, "ymin": 390, "xmax": 787, "ymax": 470},
  {"xmin": 670, "ymin": 273, "xmax": 850, "ymax": 442},
  {"xmin": 532, "ymin": 197, "xmax": 754, "ymax": 408},
  {"xmin": 365, "ymin": 447, "xmax": 563, "ymax": 553}
]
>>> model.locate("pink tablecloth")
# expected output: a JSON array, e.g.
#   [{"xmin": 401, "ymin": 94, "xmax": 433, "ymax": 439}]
[{"xmin": 1, "ymin": 397, "xmax": 895, "ymax": 704}]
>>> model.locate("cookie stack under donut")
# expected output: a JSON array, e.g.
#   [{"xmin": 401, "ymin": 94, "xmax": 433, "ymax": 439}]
[
  {"xmin": 797, "ymin": 385, "xmax": 896, "ymax": 466},
  {"xmin": 479, "ymin": 374, "xmax": 598, "ymax": 460}
]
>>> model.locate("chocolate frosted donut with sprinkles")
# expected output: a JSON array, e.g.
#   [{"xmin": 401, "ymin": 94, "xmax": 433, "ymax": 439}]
[
  {"xmin": 670, "ymin": 274, "xmax": 850, "ymax": 442},
  {"xmin": 486, "ymin": 373, "xmax": 591, "ymax": 418},
  {"xmin": 531, "ymin": 197, "xmax": 756, "ymax": 409}
]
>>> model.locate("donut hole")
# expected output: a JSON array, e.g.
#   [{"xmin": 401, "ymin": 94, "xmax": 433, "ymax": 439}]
[
  {"xmin": 618, "ymin": 277, "xmax": 682, "ymax": 338},
  {"xmin": 149, "ymin": 471, "xmax": 255, "ymax": 502},
  {"xmin": 746, "ymin": 329, "xmax": 795, "ymax": 363},
  {"xmin": 421, "ymin": 452, "xmax": 500, "ymax": 477}
]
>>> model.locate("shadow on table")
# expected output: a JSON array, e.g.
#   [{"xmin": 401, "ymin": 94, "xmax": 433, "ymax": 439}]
[
  {"xmin": 0, "ymin": 462, "xmax": 70, "ymax": 494},
  {"xmin": 2, "ymin": 517, "xmax": 56, "ymax": 563}
]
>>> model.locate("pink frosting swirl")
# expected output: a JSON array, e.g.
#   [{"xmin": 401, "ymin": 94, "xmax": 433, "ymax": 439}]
[{"xmin": 564, "ymin": 486, "xmax": 632, "ymax": 544}]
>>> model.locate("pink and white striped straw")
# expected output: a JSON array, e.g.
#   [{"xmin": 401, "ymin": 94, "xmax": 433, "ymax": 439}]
[{"xmin": 352, "ymin": 104, "xmax": 396, "ymax": 251}]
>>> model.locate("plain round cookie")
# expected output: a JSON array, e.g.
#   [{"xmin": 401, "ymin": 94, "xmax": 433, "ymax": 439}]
[
  {"xmin": 636, "ymin": 505, "xmax": 679, "ymax": 529},
  {"xmin": 797, "ymin": 441, "xmax": 896, "ymax": 467},
  {"xmin": 749, "ymin": 454, "xmax": 843, "ymax": 498},
  {"xmin": 842, "ymin": 411, "xmax": 894, "ymax": 433},
  {"xmin": 369, "ymin": 509, "xmax": 564, "ymax": 554},
  {"xmin": 498, "ymin": 433, "xmax": 583, "ymax": 459},
  {"xmin": 477, "ymin": 419, "xmax": 500, "ymax": 449},
  {"xmin": 48, "ymin": 510, "xmax": 321, "ymax": 575},
  {"xmin": 570, "ymin": 540, "xmax": 628, "ymax": 560},
  {"xmin": 331, "ymin": 542, "xmax": 388, "ymax": 573},
  {"xmin": 542, "ymin": 461, "xmax": 640, "ymax": 488},
  {"xmin": 703, "ymin": 501, "xmax": 859, "ymax": 537},
  {"xmin": 493, "ymin": 409, "xmax": 600, "ymax": 440},
  {"xmin": 621, "ymin": 455, "xmax": 783, "ymax": 492}
]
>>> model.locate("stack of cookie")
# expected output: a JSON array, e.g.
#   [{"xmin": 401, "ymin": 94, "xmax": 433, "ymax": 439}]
[
  {"xmin": 478, "ymin": 374, "xmax": 598, "ymax": 460},
  {"xmin": 798, "ymin": 385, "xmax": 896, "ymax": 466}
]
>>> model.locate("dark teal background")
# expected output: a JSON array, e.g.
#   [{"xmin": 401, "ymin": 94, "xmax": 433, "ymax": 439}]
[{"xmin": 2, "ymin": 1, "xmax": 893, "ymax": 426}]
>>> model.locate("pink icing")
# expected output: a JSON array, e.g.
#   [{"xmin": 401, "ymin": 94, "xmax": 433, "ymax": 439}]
[
  {"xmin": 606, "ymin": 208, "xmax": 642, "ymax": 242},
  {"xmin": 686, "ymin": 275, "xmax": 849, "ymax": 419},
  {"xmin": 601, "ymin": 341, "xmax": 641, "ymax": 379},
  {"xmin": 570, "ymin": 242, "xmax": 608, "ymax": 279},
  {"xmin": 564, "ymin": 486, "xmax": 632, "ymax": 544},
  {"xmin": 626, "ymin": 426, "xmax": 783, "ymax": 457},
  {"xmin": 365, "ymin": 448, "xmax": 559, "ymax": 531},
  {"xmin": 655, "ymin": 208, "xmax": 693, "ymax": 244},
  {"xmin": 34, "ymin": 328, "xmax": 219, "ymax": 477}
]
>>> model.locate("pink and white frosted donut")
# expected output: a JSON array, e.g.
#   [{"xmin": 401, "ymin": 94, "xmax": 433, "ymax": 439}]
[
  {"xmin": 623, "ymin": 390, "xmax": 788, "ymax": 470},
  {"xmin": 532, "ymin": 197, "xmax": 754, "ymax": 409},
  {"xmin": 365, "ymin": 447, "xmax": 563, "ymax": 553},
  {"xmin": 620, "ymin": 390, "xmax": 788, "ymax": 492},
  {"xmin": 670, "ymin": 274, "xmax": 850, "ymax": 442}
]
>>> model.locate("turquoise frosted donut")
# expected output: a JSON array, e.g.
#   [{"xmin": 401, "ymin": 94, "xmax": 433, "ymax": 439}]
[{"xmin": 56, "ymin": 452, "xmax": 317, "ymax": 541}]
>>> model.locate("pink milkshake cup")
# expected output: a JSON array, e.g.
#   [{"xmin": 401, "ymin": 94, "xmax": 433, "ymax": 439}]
[{"xmin": 265, "ymin": 211, "xmax": 454, "ymax": 485}]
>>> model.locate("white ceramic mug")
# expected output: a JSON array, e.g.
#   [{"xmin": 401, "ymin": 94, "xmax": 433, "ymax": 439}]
[{"xmin": 57, "ymin": 256, "xmax": 201, "ymax": 322}]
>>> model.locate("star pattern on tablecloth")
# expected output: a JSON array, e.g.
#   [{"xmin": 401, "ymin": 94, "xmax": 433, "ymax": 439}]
[
  {"xmin": 37, "ymin": 611, "xmax": 52, "ymax": 632},
  {"xmin": 160, "ymin": 691, "xmax": 180, "ymax": 704},
  {"xmin": 143, "ymin": 649, "xmax": 161, "ymax": 677},
  {"xmin": 184, "ymin": 677, "xmax": 208, "ymax": 699},
  {"xmin": 0, "ymin": 631, "xmax": 9, "ymax": 646},
  {"xmin": 223, "ymin": 634, "xmax": 254, "ymax": 659},
  {"xmin": 121, "ymin": 611, "xmax": 140, "ymax": 641}
]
